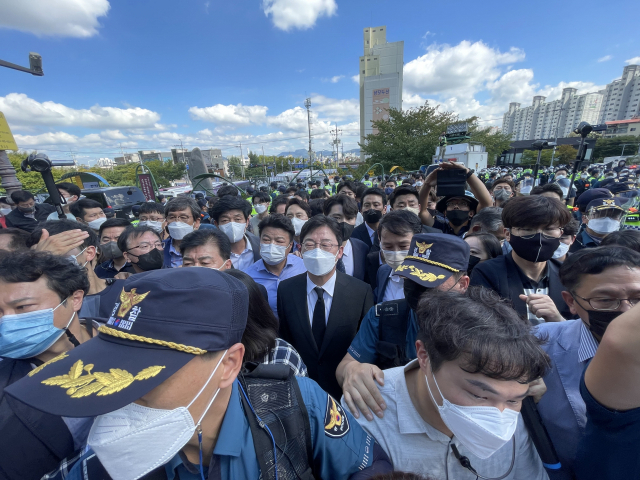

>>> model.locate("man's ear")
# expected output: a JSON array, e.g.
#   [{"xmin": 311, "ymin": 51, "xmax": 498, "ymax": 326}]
[
  {"xmin": 194, "ymin": 218, "xmax": 201, "ymax": 231},
  {"xmin": 71, "ymin": 290, "xmax": 85, "ymax": 313},
  {"xmin": 218, "ymin": 343, "xmax": 245, "ymax": 390},
  {"xmin": 561, "ymin": 291, "xmax": 579, "ymax": 316},
  {"xmin": 85, "ymin": 245, "xmax": 98, "ymax": 264},
  {"xmin": 505, "ymin": 229, "xmax": 511, "ymax": 242}
]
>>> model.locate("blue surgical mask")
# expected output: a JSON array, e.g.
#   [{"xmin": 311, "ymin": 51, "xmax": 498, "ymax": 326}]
[
  {"xmin": 0, "ymin": 299, "xmax": 76, "ymax": 359},
  {"xmin": 384, "ymin": 187, "xmax": 394, "ymax": 195}
]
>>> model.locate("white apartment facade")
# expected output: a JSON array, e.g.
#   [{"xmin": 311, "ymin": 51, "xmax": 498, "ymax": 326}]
[{"xmin": 600, "ymin": 65, "xmax": 640, "ymax": 123}]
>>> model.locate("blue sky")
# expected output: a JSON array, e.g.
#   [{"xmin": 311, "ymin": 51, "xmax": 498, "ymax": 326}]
[{"xmin": 0, "ymin": 0, "xmax": 638, "ymax": 165}]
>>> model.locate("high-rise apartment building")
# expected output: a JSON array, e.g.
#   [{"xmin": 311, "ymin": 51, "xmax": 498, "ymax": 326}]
[
  {"xmin": 359, "ymin": 26, "xmax": 403, "ymax": 159},
  {"xmin": 502, "ymin": 63, "xmax": 640, "ymax": 141}
]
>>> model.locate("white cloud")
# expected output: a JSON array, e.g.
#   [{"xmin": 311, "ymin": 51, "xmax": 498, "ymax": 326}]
[
  {"xmin": 262, "ymin": 0, "xmax": 337, "ymax": 31},
  {"xmin": 330, "ymin": 75, "xmax": 344, "ymax": 83},
  {"xmin": 188, "ymin": 104, "xmax": 269, "ymax": 126},
  {"xmin": 422, "ymin": 31, "xmax": 434, "ymax": 38},
  {"xmin": 267, "ymin": 106, "xmax": 310, "ymax": 131},
  {"xmin": 311, "ymin": 95, "xmax": 359, "ymax": 121},
  {"xmin": 351, "ymin": 75, "xmax": 360, "ymax": 84},
  {"xmin": 0, "ymin": 93, "xmax": 161, "ymax": 129},
  {"xmin": 626, "ymin": 56, "xmax": 640, "ymax": 65},
  {"xmin": 0, "ymin": 0, "xmax": 110, "ymax": 38},
  {"xmin": 598, "ymin": 55, "xmax": 612, "ymax": 62}
]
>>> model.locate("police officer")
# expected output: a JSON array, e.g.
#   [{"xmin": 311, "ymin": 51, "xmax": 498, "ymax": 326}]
[
  {"xmin": 8, "ymin": 268, "xmax": 392, "ymax": 480},
  {"xmin": 363, "ymin": 174, "xmax": 373, "ymax": 188},
  {"xmin": 571, "ymin": 196, "xmax": 626, "ymax": 252},
  {"xmin": 336, "ymin": 233, "xmax": 469, "ymax": 421}
]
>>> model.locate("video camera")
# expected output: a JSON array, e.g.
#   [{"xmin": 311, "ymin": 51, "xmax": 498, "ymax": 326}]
[{"xmin": 21, "ymin": 153, "xmax": 75, "ymax": 219}]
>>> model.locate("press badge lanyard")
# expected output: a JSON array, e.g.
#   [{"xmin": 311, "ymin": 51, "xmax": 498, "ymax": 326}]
[{"xmin": 450, "ymin": 437, "xmax": 515, "ymax": 480}]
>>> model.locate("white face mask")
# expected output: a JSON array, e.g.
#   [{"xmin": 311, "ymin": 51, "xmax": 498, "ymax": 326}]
[
  {"xmin": 0, "ymin": 207, "xmax": 11, "ymax": 216},
  {"xmin": 139, "ymin": 220, "xmax": 164, "ymax": 233},
  {"xmin": 382, "ymin": 249, "xmax": 409, "ymax": 269},
  {"xmin": 555, "ymin": 174, "xmax": 565, "ymax": 181},
  {"xmin": 87, "ymin": 217, "xmax": 107, "ymax": 231},
  {"xmin": 588, "ymin": 217, "xmax": 620, "ymax": 234},
  {"xmin": 260, "ymin": 243, "xmax": 288, "ymax": 265},
  {"xmin": 303, "ymin": 248, "xmax": 338, "ymax": 276},
  {"xmin": 88, "ymin": 350, "xmax": 227, "ymax": 480},
  {"xmin": 404, "ymin": 207, "xmax": 421, "ymax": 216},
  {"xmin": 254, "ymin": 204, "xmax": 268, "ymax": 214},
  {"xmin": 219, "ymin": 222, "xmax": 246, "ymax": 243},
  {"xmin": 552, "ymin": 242, "xmax": 570, "ymax": 259},
  {"xmin": 425, "ymin": 366, "xmax": 519, "ymax": 459},
  {"xmin": 168, "ymin": 221, "xmax": 194, "ymax": 240},
  {"xmin": 291, "ymin": 217, "xmax": 308, "ymax": 236}
]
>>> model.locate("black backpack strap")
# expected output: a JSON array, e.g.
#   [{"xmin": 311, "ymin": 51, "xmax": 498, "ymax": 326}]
[
  {"xmin": 238, "ymin": 363, "xmax": 315, "ymax": 480},
  {"xmin": 375, "ymin": 299, "xmax": 411, "ymax": 370}
]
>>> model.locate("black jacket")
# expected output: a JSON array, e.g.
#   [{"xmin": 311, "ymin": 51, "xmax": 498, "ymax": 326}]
[
  {"xmin": 348, "ymin": 237, "xmax": 368, "ymax": 281},
  {"xmin": 0, "ymin": 359, "xmax": 76, "ymax": 480},
  {"xmin": 4, "ymin": 203, "xmax": 55, "ymax": 233},
  {"xmin": 350, "ymin": 222, "xmax": 378, "ymax": 251},
  {"xmin": 470, "ymin": 251, "xmax": 573, "ymax": 322},
  {"xmin": 277, "ymin": 272, "xmax": 374, "ymax": 399}
]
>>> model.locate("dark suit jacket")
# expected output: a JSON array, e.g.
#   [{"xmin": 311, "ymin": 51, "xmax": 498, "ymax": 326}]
[
  {"xmin": 4, "ymin": 204, "xmax": 54, "ymax": 233},
  {"xmin": 364, "ymin": 249, "xmax": 382, "ymax": 290},
  {"xmin": 277, "ymin": 272, "xmax": 374, "ymax": 399},
  {"xmin": 348, "ymin": 237, "xmax": 368, "ymax": 281},
  {"xmin": 374, "ymin": 264, "xmax": 393, "ymax": 304},
  {"xmin": 470, "ymin": 251, "xmax": 573, "ymax": 323},
  {"xmin": 351, "ymin": 222, "xmax": 378, "ymax": 251}
]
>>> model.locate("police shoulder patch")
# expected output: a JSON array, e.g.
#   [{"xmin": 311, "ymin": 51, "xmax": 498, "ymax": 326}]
[{"xmin": 324, "ymin": 395, "xmax": 350, "ymax": 438}]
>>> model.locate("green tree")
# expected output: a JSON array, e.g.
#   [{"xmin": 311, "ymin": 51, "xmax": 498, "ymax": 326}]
[
  {"xmin": 592, "ymin": 136, "xmax": 640, "ymax": 161},
  {"xmin": 554, "ymin": 144, "xmax": 578, "ymax": 164},
  {"xmin": 359, "ymin": 102, "xmax": 512, "ymax": 171}
]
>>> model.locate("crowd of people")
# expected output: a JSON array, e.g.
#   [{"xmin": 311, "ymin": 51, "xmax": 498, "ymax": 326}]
[{"xmin": 0, "ymin": 157, "xmax": 639, "ymax": 479}]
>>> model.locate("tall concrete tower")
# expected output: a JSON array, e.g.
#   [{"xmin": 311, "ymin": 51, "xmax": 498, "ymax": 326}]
[{"xmin": 359, "ymin": 26, "xmax": 404, "ymax": 160}]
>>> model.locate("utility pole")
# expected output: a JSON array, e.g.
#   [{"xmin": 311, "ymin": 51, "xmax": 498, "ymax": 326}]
[
  {"xmin": 330, "ymin": 123, "xmax": 342, "ymax": 169},
  {"xmin": 239, "ymin": 142, "xmax": 245, "ymax": 179},
  {"xmin": 304, "ymin": 98, "xmax": 313, "ymax": 164}
]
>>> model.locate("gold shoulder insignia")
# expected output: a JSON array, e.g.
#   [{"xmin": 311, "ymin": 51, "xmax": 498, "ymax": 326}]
[
  {"xmin": 415, "ymin": 242, "xmax": 434, "ymax": 254},
  {"xmin": 28, "ymin": 352, "xmax": 69, "ymax": 377},
  {"xmin": 41, "ymin": 360, "xmax": 165, "ymax": 398},
  {"xmin": 117, "ymin": 288, "xmax": 150, "ymax": 318}
]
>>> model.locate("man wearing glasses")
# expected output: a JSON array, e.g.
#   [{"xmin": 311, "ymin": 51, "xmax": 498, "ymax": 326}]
[
  {"xmin": 277, "ymin": 216, "xmax": 374, "ymax": 399},
  {"xmin": 119, "ymin": 225, "xmax": 165, "ymax": 273},
  {"xmin": 533, "ymin": 245, "xmax": 640, "ymax": 480},
  {"xmin": 470, "ymin": 195, "xmax": 574, "ymax": 324},
  {"xmin": 163, "ymin": 197, "xmax": 202, "ymax": 268}
]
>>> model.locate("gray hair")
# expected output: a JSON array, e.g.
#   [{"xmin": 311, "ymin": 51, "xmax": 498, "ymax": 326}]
[{"xmin": 469, "ymin": 206, "xmax": 504, "ymax": 233}]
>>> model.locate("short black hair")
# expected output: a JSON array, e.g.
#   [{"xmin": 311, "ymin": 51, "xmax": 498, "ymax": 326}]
[
  {"xmin": 388, "ymin": 186, "xmax": 419, "ymax": 208},
  {"xmin": 164, "ymin": 197, "xmax": 201, "ymax": 221},
  {"xmin": 323, "ymin": 195, "xmax": 359, "ymax": 220},
  {"xmin": 562, "ymin": 218, "xmax": 580, "ymax": 237},
  {"xmin": 269, "ymin": 195, "xmax": 290, "ymax": 214},
  {"xmin": 336, "ymin": 180, "xmax": 357, "ymax": 195},
  {"xmin": 417, "ymin": 287, "xmax": 550, "ymax": 383},
  {"xmin": 139, "ymin": 202, "xmax": 165, "ymax": 216},
  {"xmin": 117, "ymin": 225, "xmax": 162, "ymax": 253},
  {"xmin": 57, "ymin": 182, "xmax": 82, "ymax": 198},
  {"xmin": 258, "ymin": 214, "xmax": 295, "ymax": 242},
  {"xmin": 378, "ymin": 210, "xmax": 422, "ymax": 238},
  {"xmin": 0, "ymin": 228, "xmax": 30, "ymax": 251},
  {"xmin": 362, "ymin": 187, "xmax": 387, "ymax": 206},
  {"xmin": 502, "ymin": 195, "xmax": 571, "ymax": 229},
  {"xmin": 28, "ymin": 220, "xmax": 98, "ymax": 250},
  {"xmin": 252, "ymin": 192, "xmax": 271, "ymax": 204},
  {"xmin": 286, "ymin": 197, "xmax": 312, "ymax": 219},
  {"xmin": 98, "ymin": 218, "xmax": 131, "ymax": 237},
  {"xmin": 0, "ymin": 250, "xmax": 90, "ymax": 300},
  {"xmin": 294, "ymin": 189, "xmax": 309, "ymax": 202},
  {"xmin": 464, "ymin": 232, "xmax": 502, "ymax": 259},
  {"xmin": 601, "ymin": 229, "xmax": 640, "ymax": 253},
  {"xmin": 308, "ymin": 198, "xmax": 326, "ymax": 217},
  {"xmin": 178, "ymin": 228, "xmax": 231, "ymax": 259},
  {"xmin": 69, "ymin": 198, "xmax": 103, "ymax": 219},
  {"xmin": 300, "ymin": 215, "xmax": 342, "ymax": 246},
  {"xmin": 10, "ymin": 190, "xmax": 34, "ymax": 204},
  {"xmin": 384, "ymin": 179, "xmax": 397, "ymax": 187},
  {"xmin": 223, "ymin": 269, "xmax": 278, "ymax": 362},
  {"xmin": 210, "ymin": 196, "xmax": 252, "ymax": 223},
  {"xmin": 310, "ymin": 188, "xmax": 328, "ymax": 199},
  {"xmin": 530, "ymin": 183, "xmax": 564, "ymax": 200},
  {"xmin": 217, "ymin": 185, "xmax": 239, "ymax": 198},
  {"xmin": 560, "ymin": 245, "xmax": 640, "ymax": 291}
]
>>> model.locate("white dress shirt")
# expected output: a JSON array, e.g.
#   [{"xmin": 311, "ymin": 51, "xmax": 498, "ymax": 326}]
[
  {"xmin": 306, "ymin": 271, "xmax": 337, "ymax": 326},
  {"xmin": 230, "ymin": 234, "xmax": 254, "ymax": 271},
  {"xmin": 382, "ymin": 271, "xmax": 405, "ymax": 302},
  {"xmin": 342, "ymin": 240, "xmax": 354, "ymax": 276}
]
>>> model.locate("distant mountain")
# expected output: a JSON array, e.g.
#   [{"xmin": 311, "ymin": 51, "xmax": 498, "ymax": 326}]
[{"xmin": 276, "ymin": 148, "xmax": 360, "ymax": 158}]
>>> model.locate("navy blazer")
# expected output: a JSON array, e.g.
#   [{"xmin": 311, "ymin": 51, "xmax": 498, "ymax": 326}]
[
  {"xmin": 536, "ymin": 320, "xmax": 589, "ymax": 480},
  {"xmin": 348, "ymin": 237, "xmax": 368, "ymax": 281},
  {"xmin": 351, "ymin": 222, "xmax": 378, "ymax": 251},
  {"xmin": 373, "ymin": 264, "xmax": 393, "ymax": 304},
  {"xmin": 470, "ymin": 251, "xmax": 573, "ymax": 323}
]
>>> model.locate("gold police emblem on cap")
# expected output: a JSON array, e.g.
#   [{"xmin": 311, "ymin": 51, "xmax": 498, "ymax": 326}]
[
  {"xmin": 414, "ymin": 241, "xmax": 433, "ymax": 259},
  {"xmin": 603, "ymin": 199, "xmax": 616, "ymax": 206},
  {"xmin": 117, "ymin": 288, "xmax": 150, "ymax": 318}
]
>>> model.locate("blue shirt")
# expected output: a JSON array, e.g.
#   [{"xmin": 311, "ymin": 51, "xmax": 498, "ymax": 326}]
[
  {"xmin": 348, "ymin": 305, "xmax": 418, "ymax": 364},
  {"xmin": 243, "ymin": 254, "xmax": 306, "ymax": 317},
  {"xmin": 67, "ymin": 378, "xmax": 379, "ymax": 480},
  {"xmin": 168, "ymin": 237, "xmax": 183, "ymax": 268}
]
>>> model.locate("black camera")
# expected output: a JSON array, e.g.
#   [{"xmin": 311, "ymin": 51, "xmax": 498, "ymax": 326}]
[
  {"xmin": 20, "ymin": 153, "xmax": 74, "ymax": 219},
  {"xmin": 437, "ymin": 168, "xmax": 467, "ymax": 197}
]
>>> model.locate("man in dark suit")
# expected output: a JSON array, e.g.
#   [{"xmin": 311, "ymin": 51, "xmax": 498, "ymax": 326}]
[
  {"xmin": 471, "ymin": 195, "xmax": 575, "ymax": 324},
  {"xmin": 4, "ymin": 190, "xmax": 54, "ymax": 233},
  {"xmin": 277, "ymin": 216, "xmax": 374, "ymax": 399},
  {"xmin": 350, "ymin": 187, "xmax": 387, "ymax": 251}
]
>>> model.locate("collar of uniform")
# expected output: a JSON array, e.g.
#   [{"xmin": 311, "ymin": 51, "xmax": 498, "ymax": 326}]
[
  {"xmin": 213, "ymin": 380, "xmax": 246, "ymax": 457},
  {"xmin": 389, "ymin": 269, "xmax": 403, "ymax": 283},
  {"xmin": 306, "ymin": 270, "xmax": 337, "ymax": 297},
  {"xmin": 396, "ymin": 359, "xmax": 448, "ymax": 442},
  {"xmin": 578, "ymin": 320, "xmax": 599, "ymax": 363},
  {"xmin": 342, "ymin": 239, "xmax": 353, "ymax": 258},
  {"xmin": 255, "ymin": 254, "xmax": 298, "ymax": 273}
]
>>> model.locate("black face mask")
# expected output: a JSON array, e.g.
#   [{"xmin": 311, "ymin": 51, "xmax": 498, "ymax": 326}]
[
  {"xmin": 467, "ymin": 255, "xmax": 482, "ymax": 275},
  {"xmin": 18, "ymin": 206, "xmax": 34, "ymax": 214},
  {"xmin": 339, "ymin": 222, "xmax": 355, "ymax": 241},
  {"xmin": 363, "ymin": 209, "xmax": 383, "ymax": 224},
  {"xmin": 133, "ymin": 248, "xmax": 163, "ymax": 271},
  {"xmin": 446, "ymin": 209, "xmax": 470, "ymax": 227},
  {"xmin": 403, "ymin": 280, "xmax": 429, "ymax": 312},
  {"xmin": 427, "ymin": 208, "xmax": 439, "ymax": 218},
  {"xmin": 584, "ymin": 309, "xmax": 623, "ymax": 339},
  {"xmin": 509, "ymin": 233, "xmax": 559, "ymax": 263}
]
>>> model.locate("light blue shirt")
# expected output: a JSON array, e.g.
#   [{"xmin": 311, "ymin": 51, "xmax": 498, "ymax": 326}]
[
  {"xmin": 243, "ymin": 254, "xmax": 306, "ymax": 317},
  {"xmin": 168, "ymin": 237, "xmax": 183, "ymax": 268}
]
